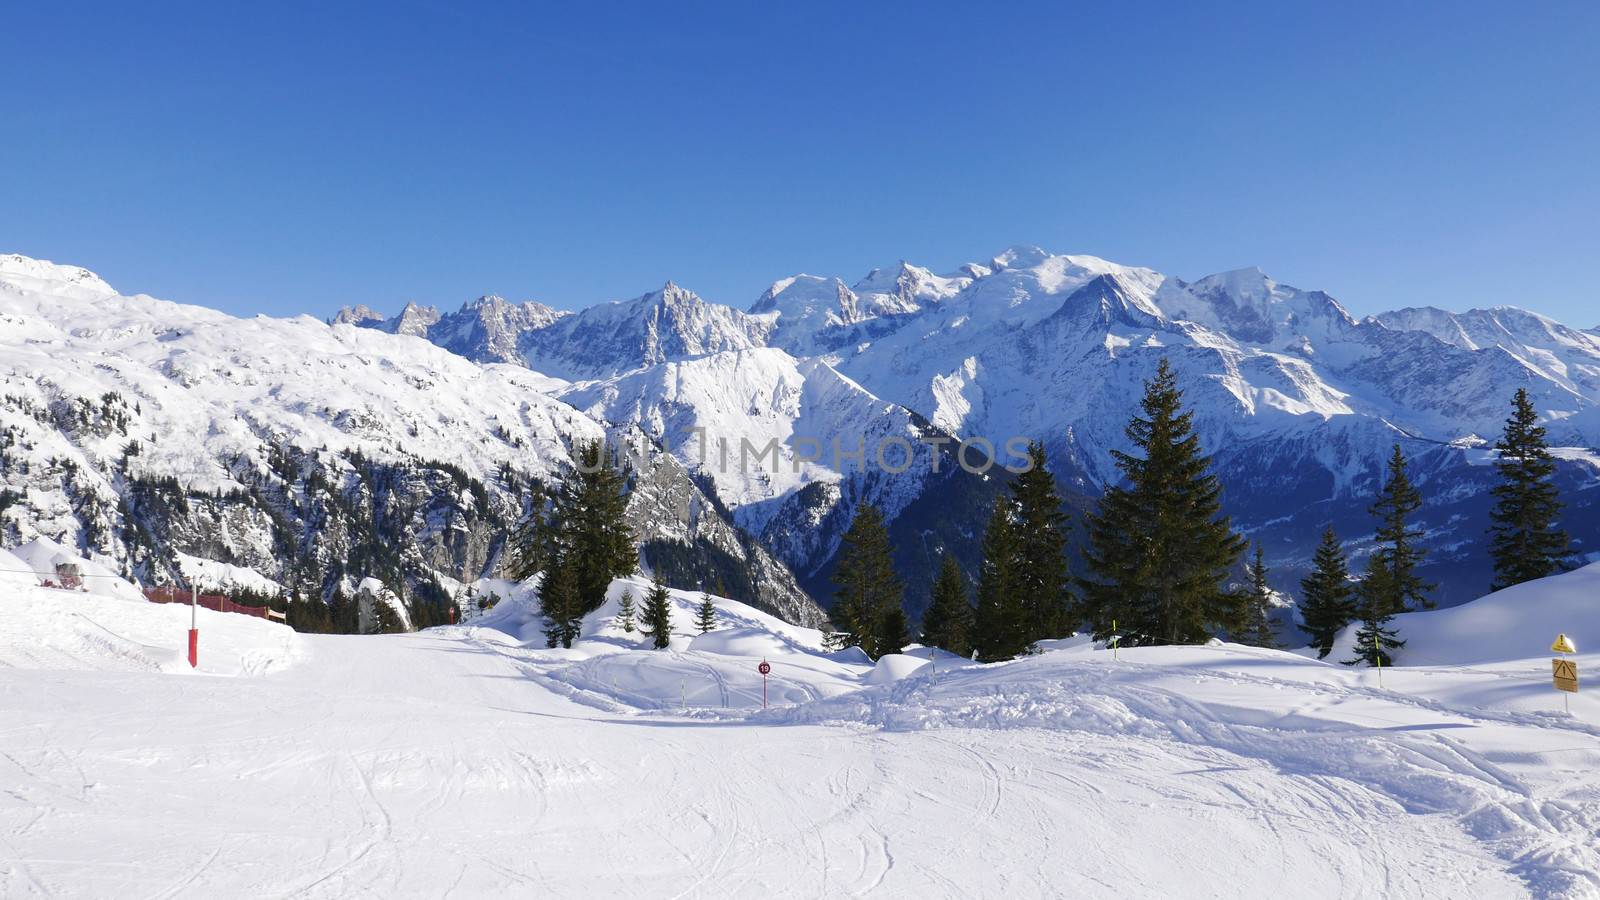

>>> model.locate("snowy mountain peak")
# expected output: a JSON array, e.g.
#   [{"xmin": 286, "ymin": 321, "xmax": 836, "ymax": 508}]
[
  {"xmin": 851, "ymin": 260, "xmax": 917, "ymax": 292},
  {"xmin": 989, "ymin": 245, "xmax": 1051, "ymax": 270},
  {"xmin": 1048, "ymin": 272, "xmax": 1165, "ymax": 328},
  {"xmin": 653, "ymin": 281, "xmax": 700, "ymax": 307},
  {"xmin": 751, "ymin": 274, "xmax": 850, "ymax": 313},
  {"xmin": 750, "ymin": 275, "xmax": 863, "ymax": 356},
  {"xmin": 1191, "ymin": 265, "xmax": 1273, "ymax": 299},
  {"xmin": 0, "ymin": 253, "xmax": 116, "ymax": 296},
  {"xmin": 1155, "ymin": 266, "xmax": 1355, "ymax": 345},
  {"xmin": 391, "ymin": 301, "xmax": 442, "ymax": 337},
  {"xmin": 850, "ymin": 260, "xmax": 970, "ymax": 315},
  {"xmin": 457, "ymin": 293, "xmax": 566, "ymax": 325},
  {"xmin": 328, "ymin": 293, "xmax": 568, "ymax": 365},
  {"xmin": 514, "ymin": 282, "xmax": 773, "ymax": 379},
  {"xmin": 329, "ymin": 304, "xmax": 386, "ymax": 327},
  {"xmin": 1376, "ymin": 305, "xmax": 1600, "ymax": 354}
]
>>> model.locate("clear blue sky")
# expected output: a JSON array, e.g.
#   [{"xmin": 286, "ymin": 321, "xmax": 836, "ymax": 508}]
[{"xmin": 3, "ymin": 1, "xmax": 1596, "ymax": 324}]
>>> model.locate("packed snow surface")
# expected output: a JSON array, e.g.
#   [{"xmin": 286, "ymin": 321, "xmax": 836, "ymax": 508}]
[{"xmin": 3, "ymin": 564, "xmax": 1600, "ymax": 897}]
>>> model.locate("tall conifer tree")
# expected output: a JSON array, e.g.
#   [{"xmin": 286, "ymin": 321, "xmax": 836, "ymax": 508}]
[
  {"xmin": 1239, "ymin": 544, "xmax": 1277, "ymax": 648},
  {"xmin": 613, "ymin": 587, "xmax": 637, "ymax": 633},
  {"xmin": 547, "ymin": 441, "xmax": 636, "ymax": 616},
  {"xmin": 1489, "ymin": 388, "xmax": 1570, "ymax": 590},
  {"xmin": 921, "ymin": 552, "xmax": 974, "ymax": 657},
  {"xmin": 1345, "ymin": 445, "xmax": 1433, "ymax": 666},
  {"xmin": 876, "ymin": 607, "xmax": 910, "ymax": 657},
  {"xmin": 831, "ymin": 504, "xmax": 905, "ymax": 659},
  {"xmin": 694, "ymin": 591, "xmax": 718, "ymax": 633},
  {"xmin": 641, "ymin": 574, "xmax": 674, "ymax": 649},
  {"xmin": 539, "ymin": 553, "xmax": 584, "ymax": 648},
  {"xmin": 1298, "ymin": 525, "xmax": 1356, "ymax": 659},
  {"xmin": 1008, "ymin": 442, "xmax": 1073, "ymax": 644},
  {"xmin": 972, "ymin": 498, "xmax": 1025, "ymax": 661},
  {"xmin": 1368, "ymin": 444, "xmax": 1434, "ymax": 616},
  {"xmin": 1347, "ymin": 554, "xmax": 1403, "ymax": 667},
  {"xmin": 506, "ymin": 481, "xmax": 548, "ymax": 582},
  {"xmin": 1079, "ymin": 358, "xmax": 1247, "ymax": 645}
]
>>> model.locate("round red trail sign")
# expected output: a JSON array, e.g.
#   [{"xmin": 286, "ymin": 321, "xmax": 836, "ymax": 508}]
[{"xmin": 758, "ymin": 661, "xmax": 771, "ymax": 675}]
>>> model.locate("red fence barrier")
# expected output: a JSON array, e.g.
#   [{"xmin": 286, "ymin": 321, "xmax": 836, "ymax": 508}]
[{"xmin": 143, "ymin": 586, "xmax": 270, "ymax": 620}]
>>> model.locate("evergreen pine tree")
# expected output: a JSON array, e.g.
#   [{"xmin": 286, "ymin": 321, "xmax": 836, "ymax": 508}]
[
  {"xmin": 1008, "ymin": 441, "xmax": 1073, "ymax": 644},
  {"xmin": 831, "ymin": 504, "xmax": 905, "ymax": 659},
  {"xmin": 538, "ymin": 553, "xmax": 583, "ymax": 648},
  {"xmin": 1346, "ymin": 554, "xmax": 1404, "ymax": 667},
  {"xmin": 972, "ymin": 497, "xmax": 1024, "ymax": 661},
  {"xmin": 1239, "ymin": 544, "xmax": 1277, "ymax": 648},
  {"xmin": 1368, "ymin": 444, "xmax": 1435, "ymax": 615},
  {"xmin": 694, "ymin": 591, "xmax": 718, "ymax": 633},
  {"xmin": 1079, "ymin": 358, "xmax": 1248, "ymax": 645},
  {"xmin": 921, "ymin": 552, "xmax": 974, "ymax": 657},
  {"xmin": 1489, "ymin": 388, "xmax": 1570, "ymax": 591},
  {"xmin": 641, "ymin": 574, "xmax": 674, "ymax": 649},
  {"xmin": 506, "ymin": 482, "xmax": 547, "ymax": 582},
  {"xmin": 367, "ymin": 596, "xmax": 407, "ymax": 634},
  {"xmin": 876, "ymin": 606, "xmax": 910, "ymax": 657},
  {"xmin": 329, "ymin": 587, "xmax": 359, "ymax": 634},
  {"xmin": 547, "ymin": 441, "xmax": 637, "ymax": 616},
  {"xmin": 613, "ymin": 587, "xmax": 637, "ymax": 633},
  {"xmin": 1298, "ymin": 525, "xmax": 1356, "ymax": 659}
]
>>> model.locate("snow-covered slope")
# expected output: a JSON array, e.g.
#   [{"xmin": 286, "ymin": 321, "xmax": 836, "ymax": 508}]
[
  {"xmin": 0, "ymin": 256, "xmax": 827, "ymax": 627},
  {"xmin": 4, "ymin": 553, "xmax": 1598, "ymax": 896},
  {"xmin": 1376, "ymin": 305, "xmax": 1600, "ymax": 407},
  {"xmin": 1330, "ymin": 561, "xmax": 1600, "ymax": 667},
  {"xmin": 0, "ymin": 539, "xmax": 302, "ymax": 674}
]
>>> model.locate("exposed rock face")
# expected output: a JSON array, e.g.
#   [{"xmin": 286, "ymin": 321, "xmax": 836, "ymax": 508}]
[{"xmin": 332, "ymin": 295, "xmax": 569, "ymax": 365}]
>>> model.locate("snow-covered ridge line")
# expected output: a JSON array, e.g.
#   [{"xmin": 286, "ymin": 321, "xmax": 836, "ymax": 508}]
[{"xmin": 7, "ymin": 247, "xmax": 1600, "ymax": 617}]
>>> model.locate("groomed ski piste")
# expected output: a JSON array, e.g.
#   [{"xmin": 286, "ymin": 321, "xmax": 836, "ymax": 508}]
[{"xmin": 3, "ymin": 543, "xmax": 1598, "ymax": 898}]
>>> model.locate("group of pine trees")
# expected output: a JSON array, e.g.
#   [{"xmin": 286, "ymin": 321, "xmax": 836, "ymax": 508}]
[
  {"xmin": 910, "ymin": 368, "xmax": 1574, "ymax": 669},
  {"xmin": 1296, "ymin": 387, "xmax": 1572, "ymax": 665},
  {"xmin": 969, "ymin": 443, "xmax": 1074, "ymax": 660},
  {"xmin": 513, "ymin": 440, "xmax": 638, "ymax": 648},
  {"xmin": 829, "ymin": 439, "xmax": 1084, "ymax": 663},
  {"xmin": 610, "ymin": 577, "xmax": 721, "ymax": 650},
  {"xmin": 498, "ymin": 371, "xmax": 1570, "ymax": 668},
  {"xmin": 910, "ymin": 359, "xmax": 1258, "ymax": 661},
  {"xmin": 1287, "ymin": 444, "xmax": 1436, "ymax": 666},
  {"xmin": 513, "ymin": 439, "xmax": 735, "ymax": 651}
]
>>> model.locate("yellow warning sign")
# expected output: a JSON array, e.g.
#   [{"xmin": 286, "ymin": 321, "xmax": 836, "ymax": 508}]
[
  {"xmin": 1553, "ymin": 659, "xmax": 1579, "ymax": 694},
  {"xmin": 1552, "ymin": 633, "xmax": 1578, "ymax": 654}
]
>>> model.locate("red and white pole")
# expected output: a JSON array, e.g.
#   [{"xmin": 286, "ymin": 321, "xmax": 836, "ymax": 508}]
[
  {"xmin": 758, "ymin": 659, "xmax": 771, "ymax": 709},
  {"xmin": 188, "ymin": 577, "xmax": 199, "ymax": 668}
]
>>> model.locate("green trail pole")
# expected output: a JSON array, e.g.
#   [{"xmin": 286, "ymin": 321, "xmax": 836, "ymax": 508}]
[
  {"xmin": 1374, "ymin": 632, "xmax": 1382, "ymax": 688},
  {"xmin": 1112, "ymin": 619, "xmax": 1119, "ymax": 661}
]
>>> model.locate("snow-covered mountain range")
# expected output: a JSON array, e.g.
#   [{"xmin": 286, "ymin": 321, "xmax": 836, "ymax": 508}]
[
  {"xmin": 4, "ymin": 246, "xmax": 1597, "ymax": 630},
  {"xmin": 0, "ymin": 255, "xmax": 826, "ymax": 627},
  {"xmin": 334, "ymin": 245, "xmax": 1600, "ymax": 613}
]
